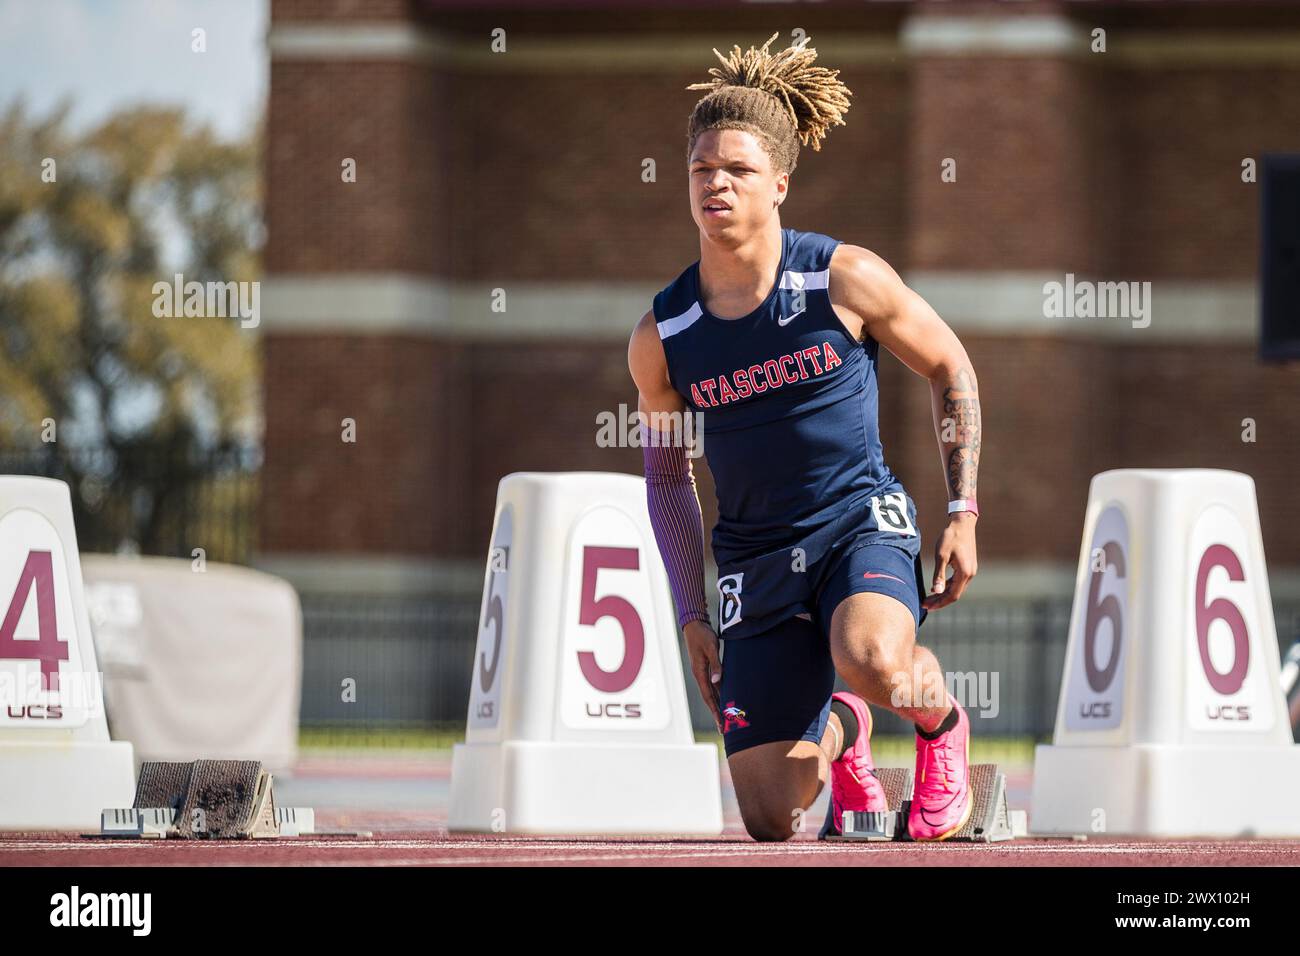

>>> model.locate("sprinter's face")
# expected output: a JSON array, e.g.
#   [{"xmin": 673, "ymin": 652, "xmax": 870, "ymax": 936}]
[{"xmin": 689, "ymin": 129, "xmax": 787, "ymax": 240}]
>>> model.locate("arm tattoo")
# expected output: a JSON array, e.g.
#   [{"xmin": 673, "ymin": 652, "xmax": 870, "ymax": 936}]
[{"xmin": 942, "ymin": 368, "xmax": 981, "ymax": 499}]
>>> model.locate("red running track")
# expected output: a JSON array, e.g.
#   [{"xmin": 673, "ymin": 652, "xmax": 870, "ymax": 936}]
[
  {"xmin": 5, "ymin": 755, "xmax": 1299, "ymax": 866},
  {"xmin": 4, "ymin": 832, "xmax": 1300, "ymax": 866}
]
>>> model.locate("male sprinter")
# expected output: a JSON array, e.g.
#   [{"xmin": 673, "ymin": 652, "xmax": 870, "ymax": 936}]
[{"xmin": 627, "ymin": 34, "xmax": 983, "ymax": 841}]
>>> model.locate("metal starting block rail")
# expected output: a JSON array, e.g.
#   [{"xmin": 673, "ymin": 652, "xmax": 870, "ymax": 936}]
[{"xmin": 820, "ymin": 763, "xmax": 1028, "ymax": 843}]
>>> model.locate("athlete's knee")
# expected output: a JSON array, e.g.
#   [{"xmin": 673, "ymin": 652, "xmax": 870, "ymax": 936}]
[
  {"xmin": 732, "ymin": 777, "xmax": 814, "ymax": 842},
  {"xmin": 912, "ymin": 644, "xmax": 940, "ymax": 675},
  {"xmin": 834, "ymin": 625, "xmax": 914, "ymax": 685},
  {"xmin": 741, "ymin": 806, "xmax": 801, "ymax": 842}
]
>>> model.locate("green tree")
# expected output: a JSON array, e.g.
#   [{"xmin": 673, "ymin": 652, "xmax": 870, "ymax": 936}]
[{"xmin": 0, "ymin": 99, "xmax": 262, "ymax": 560}]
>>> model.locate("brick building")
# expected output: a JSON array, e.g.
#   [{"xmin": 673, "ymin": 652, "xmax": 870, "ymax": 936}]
[{"xmin": 259, "ymin": 0, "xmax": 1300, "ymax": 647}]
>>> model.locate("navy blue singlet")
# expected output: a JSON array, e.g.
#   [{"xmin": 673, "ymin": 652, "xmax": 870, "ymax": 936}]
[{"xmin": 653, "ymin": 227, "xmax": 904, "ymax": 559}]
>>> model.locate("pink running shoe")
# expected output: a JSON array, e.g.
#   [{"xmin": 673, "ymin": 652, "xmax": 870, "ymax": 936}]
[
  {"xmin": 827, "ymin": 691, "xmax": 888, "ymax": 835},
  {"xmin": 908, "ymin": 693, "xmax": 972, "ymax": 840}
]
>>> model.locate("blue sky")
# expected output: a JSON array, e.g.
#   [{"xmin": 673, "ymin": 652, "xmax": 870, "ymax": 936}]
[{"xmin": 0, "ymin": 0, "xmax": 268, "ymax": 140}]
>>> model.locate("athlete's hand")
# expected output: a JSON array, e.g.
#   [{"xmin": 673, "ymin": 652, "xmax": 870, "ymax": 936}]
[
  {"xmin": 684, "ymin": 619, "xmax": 724, "ymax": 733},
  {"xmin": 923, "ymin": 512, "xmax": 978, "ymax": 610}
]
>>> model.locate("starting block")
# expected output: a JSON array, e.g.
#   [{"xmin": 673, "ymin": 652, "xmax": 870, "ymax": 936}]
[
  {"xmin": 96, "ymin": 759, "xmax": 327, "ymax": 839},
  {"xmin": 820, "ymin": 764, "xmax": 1028, "ymax": 843}
]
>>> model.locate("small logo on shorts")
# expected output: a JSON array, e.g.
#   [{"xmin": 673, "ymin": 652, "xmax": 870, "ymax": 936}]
[
  {"xmin": 722, "ymin": 701, "xmax": 750, "ymax": 732},
  {"xmin": 717, "ymin": 572, "xmax": 743, "ymax": 632},
  {"xmin": 862, "ymin": 571, "xmax": 906, "ymax": 584}
]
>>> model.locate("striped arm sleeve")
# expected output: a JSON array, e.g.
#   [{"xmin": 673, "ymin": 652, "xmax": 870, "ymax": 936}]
[{"xmin": 640, "ymin": 422, "xmax": 711, "ymax": 629}]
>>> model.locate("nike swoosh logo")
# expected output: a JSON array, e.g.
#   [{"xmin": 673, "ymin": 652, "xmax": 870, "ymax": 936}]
[
  {"xmin": 777, "ymin": 309, "xmax": 805, "ymax": 326},
  {"xmin": 862, "ymin": 572, "xmax": 906, "ymax": 584}
]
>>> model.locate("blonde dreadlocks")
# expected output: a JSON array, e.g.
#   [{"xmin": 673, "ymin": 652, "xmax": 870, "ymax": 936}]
[{"xmin": 686, "ymin": 32, "xmax": 852, "ymax": 174}]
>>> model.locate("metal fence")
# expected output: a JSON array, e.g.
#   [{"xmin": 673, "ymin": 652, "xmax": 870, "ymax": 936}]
[
  {"xmin": 299, "ymin": 594, "xmax": 480, "ymax": 725},
  {"xmin": 0, "ymin": 444, "xmax": 261, "ymax": 565},
  {"xmin": 297, "ymin": 593, "xmax": 1300, "ymax": 737}
]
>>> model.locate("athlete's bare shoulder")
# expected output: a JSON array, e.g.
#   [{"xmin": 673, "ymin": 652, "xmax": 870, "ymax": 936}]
[
  {"xmin": 628, "ymin": 308, "xmax": 681, "ymax": 412},
  {"xmin": 628, "ymin": 308, "xmax": 662, "ymax": 381},
  {"xmin": 828, "ymin": 243, "xmax": 910, "ymax": 340},
  {"xmin": 829, "ymin": 244, "xmax": 907, "ymax": 311},
  {"xmin": 829, "ymin": 242, "xmax": 966, "ymax": 379}
]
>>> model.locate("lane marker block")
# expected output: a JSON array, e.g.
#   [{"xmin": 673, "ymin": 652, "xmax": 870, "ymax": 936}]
[
  {"xmin": 0, "ymin": 477, "xmax": 135, "ymax": 830},
  {"xmin": 449, "ymin": 472, "xmax": 723, "ymax": 835},
  {"xmin": 1031, "ymin": 469, "xmax": 1300, "ymax": 837}
]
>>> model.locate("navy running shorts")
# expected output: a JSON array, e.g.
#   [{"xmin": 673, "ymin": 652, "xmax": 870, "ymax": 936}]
[
  {"xmin": 717, "ymin": 613, "xmax": 834, "ymax": 758},
  {"xmin": 814, "ymin": 539, "xmax": 928, "ymax": 640},
  {"xmin": 717, "ymin": 525, "xmax": 927, "ymax": 758},
  {"xmin": 713, "ymin": 487, "xmax": 927, "ymax": 642}
]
